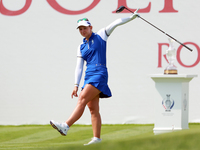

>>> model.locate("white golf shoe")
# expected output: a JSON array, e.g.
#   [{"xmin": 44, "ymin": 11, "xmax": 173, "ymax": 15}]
[
  {"xmin": 84, "ymin": 137, "xmax": 102, "ymax": 146},
  {"xmin": 50, "ymin": 120, "xmax": 69, "ymax": 136}
]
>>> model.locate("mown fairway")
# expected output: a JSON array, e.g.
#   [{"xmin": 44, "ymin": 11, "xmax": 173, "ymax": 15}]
[{"xmin": 0, "ymin": 124, "xmax": 200, "ymax": 150}]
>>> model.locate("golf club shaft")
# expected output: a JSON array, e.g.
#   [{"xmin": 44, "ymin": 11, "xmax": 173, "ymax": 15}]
[{"xmin": 124, "ymin": 7, "xmax": 193, "ymax": 52}]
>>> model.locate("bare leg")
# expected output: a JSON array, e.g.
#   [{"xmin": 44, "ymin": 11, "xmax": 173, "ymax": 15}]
[
  {"xmin": 87, "ymin": 95, "xmax": 101, "ymax": 138},
  {"xmin": 66, "ymin": 84, "xmax": 101, "ymax": 127}
]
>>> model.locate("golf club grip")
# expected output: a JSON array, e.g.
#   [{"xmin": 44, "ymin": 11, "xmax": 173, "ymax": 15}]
[
  {"xmin": 165, "ymin": 33, "xmax": 193, "ymax": 52},
  {"xmin": 139, "ymin": 16, "xmax": 193, "ymax": 52},
  {"xmin": 180, "ymin": 43, "xmax": 193, "ymax": 52}
]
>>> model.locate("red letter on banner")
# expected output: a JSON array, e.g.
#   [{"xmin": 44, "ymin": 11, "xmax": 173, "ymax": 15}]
[
  {"xmin": 112, "ymin": 0, "xmax": 151, "ymax": 13},
  {"xmin": 177, "ymin": 42, "xmax": 200, "ymax": 67},
  {"xmin": 158, "ymin": 43, "xmax": 169, "ymax": 68},
  {"xmin": 46, "ymin": 0, "xmax": 100, "ymax": 15},
  {"xmin": 0, "ymin": 0, "xmax": 32, "ymax": 16},
  {"xmin": 159, "ymin": 0, "xmax": 178, "ymax": 13}
]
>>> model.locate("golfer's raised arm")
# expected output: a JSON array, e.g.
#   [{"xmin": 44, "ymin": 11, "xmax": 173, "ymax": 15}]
[{"xmin": 105, "ymin": 13, "xmax": 139, "ymax": 36}]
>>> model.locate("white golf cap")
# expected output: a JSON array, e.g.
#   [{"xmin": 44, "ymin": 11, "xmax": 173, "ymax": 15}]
[{"xmin": 77, "ymin": 18, "xmax": 91, "ymax": 29}]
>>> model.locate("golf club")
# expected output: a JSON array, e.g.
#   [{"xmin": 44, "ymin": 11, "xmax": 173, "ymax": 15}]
[{"xmin": 116, "ymin": 6, "xmax": 193, "ymax": 52}]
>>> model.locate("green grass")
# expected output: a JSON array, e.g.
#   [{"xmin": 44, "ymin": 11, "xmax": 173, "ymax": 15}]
[{"xmin": 0, "ymin": 124, "xmax": 200, "ymax": 150}]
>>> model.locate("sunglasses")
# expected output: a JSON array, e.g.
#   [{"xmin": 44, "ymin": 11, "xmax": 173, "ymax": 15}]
[{"xmin": 77, "ymin": 18, "xmax": 89, "ymax": 23}]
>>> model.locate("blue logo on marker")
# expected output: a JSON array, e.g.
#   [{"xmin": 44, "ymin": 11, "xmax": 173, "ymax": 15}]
[{"xmin": 162, "ymin": 94, "xmax": 175, "ymax": 112}]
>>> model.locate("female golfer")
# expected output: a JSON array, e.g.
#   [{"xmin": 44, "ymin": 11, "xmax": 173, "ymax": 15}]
[{"xmin": 50, "ymin": 10, "xmax": 139, "ymax": 145}]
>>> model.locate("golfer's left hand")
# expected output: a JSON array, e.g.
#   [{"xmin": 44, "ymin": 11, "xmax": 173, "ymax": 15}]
[{"xmin": 130, "ymin": 8, "xmax": 140, "ymax": 19}]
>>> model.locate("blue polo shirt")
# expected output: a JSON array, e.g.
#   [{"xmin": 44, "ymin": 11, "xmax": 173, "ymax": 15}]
[{"xmin": 79, "ymin": 28, "xmax": 112, "ymax": 98}]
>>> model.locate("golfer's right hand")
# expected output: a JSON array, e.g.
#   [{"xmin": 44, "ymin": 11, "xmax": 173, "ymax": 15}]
[{"xmin": 71, "ymin": 86, "xmax": 78, "ymax": 98}]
